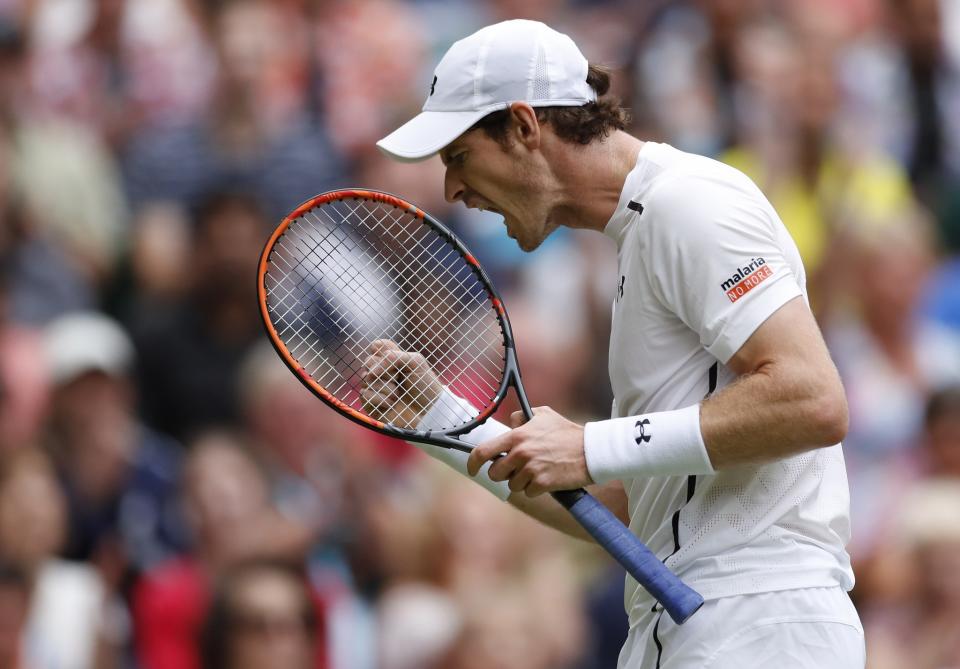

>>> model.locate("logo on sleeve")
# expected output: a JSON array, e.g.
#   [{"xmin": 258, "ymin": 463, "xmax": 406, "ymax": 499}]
[
  {"xmin": 720, "ymin": 257, "xmax": 772, "ymax": 303},
  {"xmin": 634, "ymin": 418, "xmax": 651, "ymax": 444}
]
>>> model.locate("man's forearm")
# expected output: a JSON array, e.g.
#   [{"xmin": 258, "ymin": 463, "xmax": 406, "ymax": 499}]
[
  {"xmin": 584, "ymin": 361, "xmax": 846, "ymax": 484},
  {"xmin": 508, "ymin": 480, "xmax": 629, "ymax": 542},
  {"xmin": 700, "ymin": 358, "xmax": 847, "ymax": 469}
]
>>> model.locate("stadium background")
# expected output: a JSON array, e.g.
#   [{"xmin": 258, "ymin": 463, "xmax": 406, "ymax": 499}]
[{"xmin": 0, "ymin": 0, "xmax": 959, "ymax": 667}]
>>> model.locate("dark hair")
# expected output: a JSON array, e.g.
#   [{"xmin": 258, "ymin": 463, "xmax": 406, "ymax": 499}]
[
  {"xmin": 0, "ymin": 560, "xmax": 29, "ymax": 592},
  {"xmin": 199, "ymin": 559, "xmax": 318, "ymax": 669},
  {"xmin": 471, "ymin": 64, "xmax": 630, "ymax": 146},
  {"xmin": 925, "ymin": 387, "xmax": 960, "ymax": 429}
]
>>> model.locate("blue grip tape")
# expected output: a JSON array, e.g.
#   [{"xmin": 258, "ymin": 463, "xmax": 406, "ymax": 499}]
[{"xmin": 562, "ymin": 491, "xmax": 704, "ymax": 624}]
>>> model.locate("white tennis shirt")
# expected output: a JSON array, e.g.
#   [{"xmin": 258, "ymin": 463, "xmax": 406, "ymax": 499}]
[{"xmin": 604, "ymin": 142, "xmax": 854, "ymax": 622}]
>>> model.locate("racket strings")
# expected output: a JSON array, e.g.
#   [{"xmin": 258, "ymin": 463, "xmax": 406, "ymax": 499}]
[
  {"xmin": 323, "ymin": 198, "xmax": 506, "ymax": 384},
  {"xmin": 271, "ymin": 234, "xmax": 498, "ymax": 419},
  {"xmin": 309, "ymin": 202, "xmax": 502, "ymax": 425},
  {"xmin": 298, "ymin": 202, "xmax": 503, "ymax": 408},
  {"xmin": 264, "ymin": 196, "xmax": 506, "ymax": 431}
]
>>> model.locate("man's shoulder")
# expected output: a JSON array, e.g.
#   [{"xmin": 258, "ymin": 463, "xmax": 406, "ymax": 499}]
[{"xmin": 640, "ymin": 145, "xmax": 760, "ymax": 213}]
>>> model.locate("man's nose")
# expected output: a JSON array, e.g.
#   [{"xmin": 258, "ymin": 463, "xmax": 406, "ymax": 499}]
[{"xmin": 444, "ymin": 169, "xmax": 465, "ymax": 204}]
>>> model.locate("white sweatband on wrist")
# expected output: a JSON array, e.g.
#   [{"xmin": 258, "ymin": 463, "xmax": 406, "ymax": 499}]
[
  {"xmin": 408, "ymin": 388, "xmax": 512, "ymax": 501},
  {"xmin": 583, "ymin": 404, "xmax": 714, "ymax": 484}
]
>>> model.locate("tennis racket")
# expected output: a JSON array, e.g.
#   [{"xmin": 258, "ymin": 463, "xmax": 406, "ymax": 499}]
[{"xmin": 257, "ymin": 188, "xmax": 703, "ymax": 624}]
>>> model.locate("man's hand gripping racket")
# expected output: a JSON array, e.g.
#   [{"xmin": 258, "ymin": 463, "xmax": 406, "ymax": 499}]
[{"xmin": 257, "ymin": 189, "xmax": 704, "ymax": 624}]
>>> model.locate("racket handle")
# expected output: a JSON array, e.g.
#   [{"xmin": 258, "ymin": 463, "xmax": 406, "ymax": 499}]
[{"xmin": 551, "ymin": 489, "xmax": 704, "ymax": 624}]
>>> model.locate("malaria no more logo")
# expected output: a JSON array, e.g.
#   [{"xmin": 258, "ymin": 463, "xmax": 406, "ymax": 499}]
[
  {"xmin": 720, "ymin": 257, "xmax": 772, "ymax": 303},
  {"xmin": 634, "ymin": 418, "xmax": 651, "ymax": 444}
]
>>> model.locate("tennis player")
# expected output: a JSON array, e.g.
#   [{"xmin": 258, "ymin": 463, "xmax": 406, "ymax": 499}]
[{"xmin": 372, "ymin": 19, "xmax": 864, "ymax": 668}]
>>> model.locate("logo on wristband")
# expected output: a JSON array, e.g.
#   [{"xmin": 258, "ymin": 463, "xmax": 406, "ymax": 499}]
[{"xmin": 635, "ymin": 418, "xmax": 651, "ymax": 444}]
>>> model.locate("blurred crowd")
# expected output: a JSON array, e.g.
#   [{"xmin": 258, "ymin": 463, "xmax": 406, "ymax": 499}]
[{"xmin": 0, "ymin": 0, "xmax": 958, "ymax": 667}]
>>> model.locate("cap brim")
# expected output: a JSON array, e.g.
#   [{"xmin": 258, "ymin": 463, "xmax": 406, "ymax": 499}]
[{"xmin": 376, "ymin": 109, "xmax": 490, "ymax": 162}]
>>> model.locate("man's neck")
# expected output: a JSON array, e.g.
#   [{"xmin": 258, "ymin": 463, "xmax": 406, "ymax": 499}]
[{"xmin": 547, "ymin": 130, "xmax": 645, "ymax": 234}]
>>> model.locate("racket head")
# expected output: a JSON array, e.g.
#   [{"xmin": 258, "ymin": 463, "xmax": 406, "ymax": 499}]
[{"xmin": 257, "ymin": 189, "xmax": 518, "ymax": 444}]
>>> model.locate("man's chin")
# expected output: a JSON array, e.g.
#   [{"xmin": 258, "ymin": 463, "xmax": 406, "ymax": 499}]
[
  {"xmin": 515, "ymin": 236, "xmax": 543, "ymax": 252},
  {"xmin": 512, "ymin": 225, "xmax": 553, "ymax": 252}
]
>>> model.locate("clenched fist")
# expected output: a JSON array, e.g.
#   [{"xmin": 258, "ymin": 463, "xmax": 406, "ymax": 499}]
[{"xmin": 360, "ymin": 340, "xmax": 442, "ymax": 428}]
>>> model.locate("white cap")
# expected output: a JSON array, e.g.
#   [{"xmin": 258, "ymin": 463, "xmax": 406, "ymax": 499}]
[
  {"xmin": 377, "ymin": 19, "xmax": 596, "ymax": 162},
  {"xmin": 44, "ymin": 312, "xmax": 135, "ymax": 385}
]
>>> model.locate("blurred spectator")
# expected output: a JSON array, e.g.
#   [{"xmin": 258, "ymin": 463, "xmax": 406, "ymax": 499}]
[
  {"xmin": 4, "ymin": 17, "xmax": 128, "ymax": 288},
  {"xmin": 855, "ymin": 386, "xmax": 960, "ymax": 604},
  {"xmin": 239, "ymin": 341, "xmax": 395, "ymax": 668},
  {"xmin": 313, "ymin": 0, "xmax": 425, "ymax": 161},
  {"xmin": 240, "ymin": 342, "xmax": 358, "ymax": 552},
  {"xmin": 828, "ymin": 206, "xmax": 960, "ymax": 463},
  {"xmin": 27, "ymin": 0, "xmax": 217, "ymax": 139},
  {"xmin": 42, "ymin": 312, "xmax": 186, "ymax": 574},
  {"xmin": 826, "ymin": 205, "xmax": 960, "ymax": 559},
  {"xmin": 111, "ymin": 199, "xmax": 192, "ymax": 323},
  {"xmin": 132, "ymin": 191, "xmax": 267, "ymax": 440},
  {"xmin": 376, "ymin": 583, "xmax": 461, "ymax": 669},
  {"xmin": 724, "ymin": 12, "xmax": 913, "ymax": 299},
  {"xmin": 886, "ymin": 0, "xmax": 960, "ymax": 249},
  {"xmin": 0, "ymin": 562, "xmax": 31, "ymax": 669},
  {"xmin": 631, "ymin": 0, "xmax": 759, "ymax": 156},
  {"xmin": 1, "ymin": 24, "xmax": 96, "ymax": 324},
  {"xmin": 838, "ymin": 0, "xmax": 960, "ymax": 249},
  {"xmin": 864, "ymin": 479, "xmax": 960, "ymax": 669},
  {"xmin": 133, "ymin": 430, "xmax": 321, "ymax": 669},
  {"xmin": 122, "ymin": 0, "xmax": 343, "ymax": 218},
  {"xmin": 921, "ymin": 385, "xmax": 960, "ymax": 477},
  {"xmin": 199, "ymin": 560, "xmax": 325, "ymax": 669},
  {"xmin": 371, "ymin": 468, "xmax": 588, "ymax": 669},
  {"xmin": 0, "ymin": 449, "xmax": 118, "ymax": 669},
  {"xmin": 0, "ymin": 263, "xmax": 49, "ymax": 459}
]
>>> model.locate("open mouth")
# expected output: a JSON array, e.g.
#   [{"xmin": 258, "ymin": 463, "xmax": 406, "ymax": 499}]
[{"xmin": 477, "ymin": 204, "xmax": 502, "ymax": 215}]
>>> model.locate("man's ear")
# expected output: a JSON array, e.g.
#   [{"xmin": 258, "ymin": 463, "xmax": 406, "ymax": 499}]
[{"xmin": 508, "ymin": 102, "xmax": 541, "ymax": 150}]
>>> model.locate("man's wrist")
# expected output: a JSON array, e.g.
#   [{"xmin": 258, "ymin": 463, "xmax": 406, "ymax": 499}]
[
  {"xmin": 412, "ymin": 387, "xmax": 512, "ymax": 501},
  {"xmin": 583, "ymin": 404, "xmax": 714, "ymax": 484}
]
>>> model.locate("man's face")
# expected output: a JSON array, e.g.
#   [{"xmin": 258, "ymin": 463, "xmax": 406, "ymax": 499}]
[{"xmin": 440, "ymin": 121, "xmax": 557, "ymax": 252}]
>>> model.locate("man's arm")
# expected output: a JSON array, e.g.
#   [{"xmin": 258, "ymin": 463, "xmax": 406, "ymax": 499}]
[
  {"xmin": 466, "ymin": 296, "xmax": 848, "ymax": 494},
  {"xmin": 507, "ymin": 480, "xmax": 629, "ymax": 542},
  {"xmin": 700, "ymin": 295, "xmax": 848, "ymax": 467}
]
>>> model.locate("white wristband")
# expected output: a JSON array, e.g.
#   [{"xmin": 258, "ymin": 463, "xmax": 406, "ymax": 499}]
[
  {"xmin": 583, "ymin": 404, "xmax": 714, "ymax": 484},
  {"xmin": 408, "ymin": 388, "xmax": 512, "ymax": 501}
]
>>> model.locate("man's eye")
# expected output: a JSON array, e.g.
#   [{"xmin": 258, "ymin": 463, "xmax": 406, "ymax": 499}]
[{"xmin": 452, "ymin": 152, "xmax": 467, "ymax": 165}]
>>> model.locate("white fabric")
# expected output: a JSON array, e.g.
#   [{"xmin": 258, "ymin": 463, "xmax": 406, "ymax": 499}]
[
  {"xmin": 377, "ymin": 19, "xmax": 596, "ymax": 161},
  {"xmin": 618, "ymin": 587, "xmax": 864, "ymax": 669},
  {"xmin": 43, "ymin": 311, "xmax": 134, "ymax": 384},
  {"xmin": 584, "ymin": 405, "xmax": 713, "ymax": 483},
  {"xmin": 604, "ymin": 142, "xmax": 854, "ymax": 623},
  {"xmin": 25, "ymin": 559, "xmax": 106, "ymax": 669},
  {"xmin": 412, "ymin": 387, "xmax": 511, "ymax": 500}
]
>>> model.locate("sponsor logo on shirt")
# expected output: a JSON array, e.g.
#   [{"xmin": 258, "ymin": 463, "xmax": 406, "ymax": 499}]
[{"xmin": 720, "ymin": 257, "xmax": 772, "ymax": 303}]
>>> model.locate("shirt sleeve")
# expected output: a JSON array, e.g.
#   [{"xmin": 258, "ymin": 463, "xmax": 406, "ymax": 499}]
[{"xmin": 640, "ymin": 172, "xmax": 804, "ymax": 363}]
